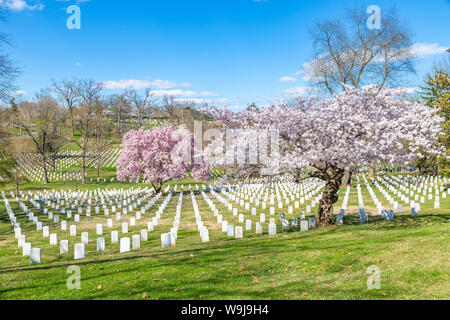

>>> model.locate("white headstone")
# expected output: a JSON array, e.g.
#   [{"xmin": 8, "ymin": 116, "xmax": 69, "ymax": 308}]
[
  {"xmin": 300, "ymin": 220, "xmax": 309, "ymax": 232},
  {"xmin": 111, "ymin": 231, "xmax": 119, "ymax": 243},
  {"xmin": 60, "ymin": 240, "xmax": 69, "ymax": 254},
  {"xmin": 70, "ymin": 225, "xmax": 76, "ymax": 236},
  {"xmin": 74, "ymin": 243, "xmax": 85, "ymax": 260},
  {"xmin": 97, "ymin": 237, "xmax": 106, "ymax": 251},
  {"xmin": 120, "ymin": 237, "xmax": 131, "ymax": 253},
  {"xmin": 256, "ymin": 222, "xmax": 263, "ymax": 234},
  {"xmin": 227, "ymin": 225, "xmax": 234, "ymax": 237},
  {"xmin": 245, "ymin": 219, "xmax": 252, "ymax": 231},
  {"xmin": 43, "ymin": 226, "xmax": 50, "ymax": 237},
  {"xmin": 235, "ymin": 226, "xmax": 243, "ymax": 239},
  {"xmin": 268, "ymin": 223, "xmax": 277, "ymax": 236},
  {"xmin": 140, "ymin": 229, "xmax": 148, "ymax": 242},
  {"xmin": 18, "ymin": 235, "xmax": 26, "ymax": 248},
  {"xmin": 161, "ymin": 233, "xmax": 171, "ymax": 248},
  {"xmin": 200, "ymin": 227, "xmax": 209, "ymax": 242},
  {"xmin": 23, "ymin": 243, "xmax": 32, "ymax": 256},
  {"xmin": 81, "ymin": 232, "xmax": 89, "ymax": 244},
  {"xmin": 132, "ymin": 235, "xmax": 140, "ymax": 250},
  {"xmin": 30, "ymin": 248, "xmax": 41, "ymax": 264},
  {"xmin": 50, "ymin": 233, "xmax": 58, "ymax": 245},
  {"xmin": 260, "ymin": 213, "xmax": 266, "ymax": 223},
  {"xmin": 96, "ymin": 224, "xmax": 103, "ymax": 235},
  {"xmin": 221, "ymin": 221, "xmax": 228, "ymax": 233}
]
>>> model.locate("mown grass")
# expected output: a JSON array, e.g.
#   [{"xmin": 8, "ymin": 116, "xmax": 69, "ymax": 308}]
[{"xmin": 0, "ymin": 175, "xmax": 448, "ymax": 300}]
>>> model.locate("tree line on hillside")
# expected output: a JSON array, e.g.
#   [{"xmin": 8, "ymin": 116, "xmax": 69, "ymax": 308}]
[{"xmin": 0, "ymin": 78, "xmax": 212, "ymax": 187}]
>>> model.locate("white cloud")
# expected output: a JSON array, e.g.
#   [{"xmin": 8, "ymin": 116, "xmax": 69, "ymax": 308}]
[
  {"xmin": 392, "ymin": 87, "xmax": 417, "ymax": 95},
  {"xmin": 0, "ymin": 0, "xmax": 44, "ymax": 11},
  {"xmin": 199, "ymin": 91, "xmax": 219, "ymax": 97},
  {"xmin": 278, "ymin": 76, "xmax": 297, "ymax": 83},
  {"xmin": 74, "ymin": 62, "xmax": 81, "ymax": 67},
  {"xmin": 410, "ymin": 43, "xmax": 448, "ymax": 59},
  {"xmin": 151, "ymin": 89, "xmax": 199, "ymax": 98},
  {"xmin": 150, "ymin": 79, "xmax": 177, "ymax": 89},
  {"xmin": 174, "ymin": 98, "xmax": 212, "ymax": 104},
  {"xmin": 14, "ymin": 90, "xmax": 27, "ymax": 95},
  {"xmin": 103, "ymin": 79, "xmax": 194, "ymax": 90},
  {"xmin": 216, "ymin": 98, "xmax": 230, "ymax": 104},
  {"xmin": 281, "ymin": 86, "xmax": 316, "ymax": 97},
  {"xmin": 103, "ymin": 79, "xmax": 152, "ymax": 90}
]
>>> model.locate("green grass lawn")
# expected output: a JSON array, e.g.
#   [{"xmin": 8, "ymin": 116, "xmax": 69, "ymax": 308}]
[{"xmin": 0, "ymin": 175, "xmax": 449, "ymax": 300}]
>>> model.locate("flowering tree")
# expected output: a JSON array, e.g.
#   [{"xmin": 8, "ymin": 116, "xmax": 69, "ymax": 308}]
[
  {"xmin": 203, "ymin": 86, "xmax": 443, "ymax": 227},
  {"xmin": 116, "ymin": 124, "xmax": 209, "ymax": 193}
]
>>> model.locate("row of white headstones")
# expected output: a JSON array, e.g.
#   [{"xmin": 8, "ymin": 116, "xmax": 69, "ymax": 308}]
[
  {"xmin": 337, "ymin": 174, "xmax": 449, "ymax": 223},
  {"xmin": 16, "ymin": 148, "xmax": 121, "ymax": 183},
  {"xmin": 17, "ymin": 154, "xmax": 82, "ymax": 182},
  {"xmin": 5, "ymin": 174, "xmax": 447, "ymax": 265},
  {"xmin": 4, "ymin": 180, "xmax": 321, "ymax": 265},
  {"xmin": 208, "ymin": 178, "xmax": 324, "ymax": 230}
]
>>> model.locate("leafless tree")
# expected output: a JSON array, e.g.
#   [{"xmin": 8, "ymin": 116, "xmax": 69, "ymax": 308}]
[
  {"xmin": 93, "ymin": 99, "xmax": 110, "ymax": 177},
  {"xmin": 52, "ymin": 79, "xmax": 79, "ymax": 136},
  {"xmin": 308, "ymin": 5, "xmax": 415, "ymax": 95},
  {"xmin": 0, "ymin": 12, "xmax": 20, "ymax": 103},
  {"xmin": 72, "ymin": 79, "xmax": 106, "ymax": 184},
  {"xmin": 108, "ymin": 93, "xmax": 132, "ymax": 127},
  {"xmin": 162, "ymin": 95, "xmax": 181, "ymax": 125},
  {"xmin": 15, "ymin": 94, "xmax": 65, "ymax": 184},
  {"xmin": 308, "ymin": 5, "xmax": 415, "ymax": 186},
  {"xmin": 124, "ymin": 88, "xmax": 153, "ymax": 127},
  {"xmin": 0, "ymin": 135, "xmax": 29, "ymax": 195}
]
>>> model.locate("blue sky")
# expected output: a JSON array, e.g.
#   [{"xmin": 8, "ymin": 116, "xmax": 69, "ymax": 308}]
[{"xmin": 1, "ymin": 0, "xmax": 449, "ymax": 110}]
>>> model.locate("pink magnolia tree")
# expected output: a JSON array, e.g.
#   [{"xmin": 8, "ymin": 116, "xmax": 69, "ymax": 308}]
[
  {"xmin": 203, "ymin": 86, "xmax": 443, "ymax": 227},
  {"xmin": 116, "ymin": 124, "xmax": 209, "ymax": 193}
]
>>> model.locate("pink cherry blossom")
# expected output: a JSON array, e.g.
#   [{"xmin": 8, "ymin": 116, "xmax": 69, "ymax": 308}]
[{"xmin": 117, "ymin": 124, "xmax": 209, "ymax": 192}]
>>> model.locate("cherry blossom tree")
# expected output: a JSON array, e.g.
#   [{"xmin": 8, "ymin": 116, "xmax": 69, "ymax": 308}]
[
  {"xmin": 202, "ymin": 86, "xmax": 443, "ymax": 227},
  {"xmin": 116, "ymin": 124, "xmax": 209, "ymax": 193}
]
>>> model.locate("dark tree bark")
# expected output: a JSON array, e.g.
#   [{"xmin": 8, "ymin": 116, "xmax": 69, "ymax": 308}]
[
  {"xmin": 316, "ymin": 172, "xmax": 344, "ymax": 228},
  {"xmin": 369, "ymin": 163, "xmax": 376, "ymax": 178},
  {"xmin": 342, "ymin": 170, "xmax": 353, "ymax": 187},
  {"xmin": 295, "ymin": 165, "xmax": 345, "ymax": 228},
  {"xmin": 41, "ymin": 154, "xmax": 49, "ymax": 184}
]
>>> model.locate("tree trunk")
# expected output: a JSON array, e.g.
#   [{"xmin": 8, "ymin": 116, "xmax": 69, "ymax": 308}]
[
  {"xmin": 70, "ymin": 114, "xmax": 75, "ymax": 137},
  {"xmin": 369, "ymin": 163, "xmax": 376, "ymax": 178},
  {"xmin": 316, "ymin": 173, "xmax": 344, "ymax": 228},
  {"xmin": 82, "ymin": 154, "xmax": 86, "ymax": 184},
  {"xmin": 342, "ymin": 170, "xmax": 352, "ymax": 187},
  {"xmin": 42, "ymin": 154, "xmax": 49, "ymax": 184},
  {"xmin": 15, "ymin": 178, "xmax": 19, "ymax": 195}
]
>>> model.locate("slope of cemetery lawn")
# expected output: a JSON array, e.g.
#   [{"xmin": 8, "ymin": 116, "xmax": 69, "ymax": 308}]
[{"xmin": 0, "ymin": 175, "xmax": 449, "ymax": 300}]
